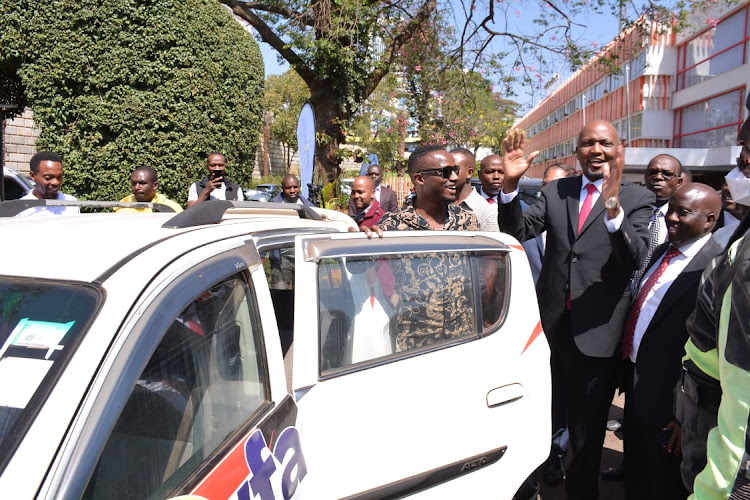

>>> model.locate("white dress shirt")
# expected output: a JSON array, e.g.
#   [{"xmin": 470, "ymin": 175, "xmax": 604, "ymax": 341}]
[
  {"xmin": 499, "ymin": 177, "xmax": 623, "ymax": 232},
  {"xmin": 652, "ymin": 203, "xmax": 668, "ymax": 245},
  {"xmin": 628, "ymin": 232, "xmax": 712, "ymax": 362}
]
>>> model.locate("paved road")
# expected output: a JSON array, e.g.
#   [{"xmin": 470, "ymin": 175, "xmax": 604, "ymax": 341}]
[{"xmin": 540, "ymin": 392, "xmax": 625, "ymax": 500}]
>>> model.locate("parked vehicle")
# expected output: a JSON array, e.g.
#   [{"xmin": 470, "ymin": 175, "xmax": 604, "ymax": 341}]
[
  {"xmin": 246, "ymin": 183, "xmax": 282, "ymax": 202},
  {"xmin": 0, "ymin": 200, "xmax": 549, "ymax": 499},
  {"xmin": 2, "ymin": 167, "xmax": 33, "ymax": 200}
]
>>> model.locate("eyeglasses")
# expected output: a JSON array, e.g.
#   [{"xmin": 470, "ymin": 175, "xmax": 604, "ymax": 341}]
[
  {"xmin": 419, "ymin": 165, "xmax": 460, "ymax": 178},
  {"xmin": 737, "ymin": 157, "xmax": 750, "ymax": 171},
  {"xmin": 645, "ymin": 168, "xmax": 679, "ymax": 180}
]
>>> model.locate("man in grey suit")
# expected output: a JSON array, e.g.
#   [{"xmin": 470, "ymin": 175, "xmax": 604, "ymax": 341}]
[{"xmin": 498, "ymin": 121, "xmax": 653, "ymax": 499}]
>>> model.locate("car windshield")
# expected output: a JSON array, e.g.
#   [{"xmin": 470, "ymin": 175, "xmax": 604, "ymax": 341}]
[{"xmin": 0, "ymin": 278, "xmax": 102, "ymax": 470}]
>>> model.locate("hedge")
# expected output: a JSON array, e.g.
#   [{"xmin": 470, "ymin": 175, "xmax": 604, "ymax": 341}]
[{"xmin": 0, "ymin": 0, "xmax": 264, "ymax": 204}]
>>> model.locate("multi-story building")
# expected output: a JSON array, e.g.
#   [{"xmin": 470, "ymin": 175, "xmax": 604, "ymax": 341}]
[{"xmin": 517, "ymin": 3, "xmax": 748, "ymax": 185}]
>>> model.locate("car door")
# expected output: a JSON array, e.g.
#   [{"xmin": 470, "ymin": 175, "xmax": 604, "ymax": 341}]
[
  {"xmin": 292, "ymin": 231, "xmax": 551, "ymax": 499},
  {"xmin": 45, "ymin": 241, "xmax": 307, "ymax": 500}
]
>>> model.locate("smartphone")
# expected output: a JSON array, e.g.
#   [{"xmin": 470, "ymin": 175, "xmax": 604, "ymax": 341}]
[{"xmin": 211, "ymin": 169, "xmax": 223, "ymax": 183}]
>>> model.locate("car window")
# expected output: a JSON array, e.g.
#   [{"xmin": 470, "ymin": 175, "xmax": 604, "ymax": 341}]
[
  {"xmin": 3, "ymin": 176, "xmax": 30, "ymax": 200},
  {"xmin": 0, "ymin": 279, "xmax": 102, "ymax": 472},
  {"xmin": 265, "ymin": 245, "xmax": 296, "ymax": 358},
  {"xmin": 84, "ymin": 275, "xmax": 268, "ymax": 500},
  {"xmin": 318, "ymin": 250, "xmax": 508, "ymax": 375}
]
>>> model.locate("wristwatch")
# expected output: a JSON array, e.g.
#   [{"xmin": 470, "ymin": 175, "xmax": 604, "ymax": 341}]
[{"xmin": 605, "ymin": 196, "xmax": 619, "ymax": 210}]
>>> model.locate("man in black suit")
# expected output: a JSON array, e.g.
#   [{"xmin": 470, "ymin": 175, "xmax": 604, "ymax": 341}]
[
  {"xmin": 622, "ymin": 183, "xmax": 722, "ymax": 499},
  {"xmin": 498, "ymin": 121, "xmax": 654, "ymax": 499}
]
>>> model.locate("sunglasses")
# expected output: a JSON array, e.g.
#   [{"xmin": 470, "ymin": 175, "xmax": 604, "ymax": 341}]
[
  {"xmin": 419, "ymin": 165, "xmax": 460, "ymax": 178},
  {"xmin": 737, "ymin": 157, "xmax": 750, "ymax": 171},
  {"xmin": 645, "ymin": 168, "xmax": 679, "ymax": 180}
]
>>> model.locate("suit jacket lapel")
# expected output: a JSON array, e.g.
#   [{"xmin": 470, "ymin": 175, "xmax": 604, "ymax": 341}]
[
  {"xmin": 567, "ymin": 177, "xmax": 582, "ymax": 239},
  {"xmin": 642, "ymin": 242, "xmax": 669, "ymax": 276},
  {"xmin": 646, "ymin": 241, "xmax": 717, "ymax": 330}
]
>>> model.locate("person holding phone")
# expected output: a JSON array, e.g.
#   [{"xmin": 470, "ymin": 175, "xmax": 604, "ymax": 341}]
[{"xmin": 187, "ymin": 152, "xmax": 244, "ymax": 208}]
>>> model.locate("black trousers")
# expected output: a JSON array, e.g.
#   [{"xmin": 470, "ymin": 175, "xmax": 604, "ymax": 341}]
[
  {"xmin": 674, "ymin": 367, "xmax": 721, "ymax": 492},
  {"xmin": 623, "ymin": 361, "xmax": 688, "ymax": 500},
  {"xmin": 550, "ymin": 318, "xmax": 620, "ymax": 500}
]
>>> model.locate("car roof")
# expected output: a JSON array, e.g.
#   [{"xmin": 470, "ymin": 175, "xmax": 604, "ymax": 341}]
[{"xmin": 0, "ymin": 206, "xmax": 354, "ymax": 282}]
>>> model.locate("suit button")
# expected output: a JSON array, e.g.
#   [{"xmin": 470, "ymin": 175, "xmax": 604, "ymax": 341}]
[{"xmin": 572, "ymin": 256, "xmax": 578, "ymax": 263}]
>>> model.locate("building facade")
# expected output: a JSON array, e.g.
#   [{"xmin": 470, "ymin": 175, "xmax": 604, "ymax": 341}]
[{"xmin": 517, "ymin": 3, "xmax": 748, "ymax": 185}]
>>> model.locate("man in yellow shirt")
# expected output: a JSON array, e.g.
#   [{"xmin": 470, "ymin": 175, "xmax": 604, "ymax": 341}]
[{"xmin": 115, "ymin": 167, "xmax": 183, "ymax": 213}]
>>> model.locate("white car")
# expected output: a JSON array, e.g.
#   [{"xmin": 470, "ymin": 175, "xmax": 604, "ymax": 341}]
[{"xmin": 0, "ymin": 200, "xmax": 549, "ymax": 499}]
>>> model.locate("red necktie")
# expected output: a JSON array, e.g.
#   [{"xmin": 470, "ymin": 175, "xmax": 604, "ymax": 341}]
[
  {"xmin": 621, "ymin": 245, "xmax": 682, "ymax": 359},
  {"xmin": 487, "ymin": 197, "xmax": 494, "ymax": 204},
  {"xmin": 578, "ymin": 184, "xmax": 598, "ymax": 233}
]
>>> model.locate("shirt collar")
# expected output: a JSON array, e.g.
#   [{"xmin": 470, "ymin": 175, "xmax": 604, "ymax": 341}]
[
  {"xmin": 479, "ymin": 188, "xmax": 496, "ymax": 200},
  {"xmin": 580, "ymin": 176, "xmax": 604, "ymax": 192},
  {"xmin": 674, "ymin": 232, "xmax": 712, "ymax": 259}
]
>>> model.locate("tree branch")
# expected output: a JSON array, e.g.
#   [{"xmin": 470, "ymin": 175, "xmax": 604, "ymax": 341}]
[
  {"xmin": 362, "ymin": 0, "xmax": 437, "ymax": 99},
  {"xmin": 220, "ymin": 0, "xmax": 316, "ymax": 84},
  {"xmin": 234, "ymin": 1, "xmax": 315, "ymax": 26}
]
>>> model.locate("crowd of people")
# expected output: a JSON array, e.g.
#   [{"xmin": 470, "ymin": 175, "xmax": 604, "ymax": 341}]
[
  {"xmin": 358, "ymin": 110, "xmax": 750, "ymax": 500},
  {"xmin": 10, "ymin": 96, "xmax": 750, "ymax": 500}
]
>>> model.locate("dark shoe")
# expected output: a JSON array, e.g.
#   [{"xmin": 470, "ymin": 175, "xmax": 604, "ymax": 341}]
[
  {"xmin": 543, "ymin": 454, "xmax": 565, "ymax": 485},
  {"xmin": 600, "ymin": 462, "xmax": 624, "ymax": 481}
]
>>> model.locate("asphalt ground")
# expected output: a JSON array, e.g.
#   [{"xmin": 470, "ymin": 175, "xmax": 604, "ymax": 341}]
[{"xmin": 540, "ymin": 391, "xmax": 625, "ymax": 500}]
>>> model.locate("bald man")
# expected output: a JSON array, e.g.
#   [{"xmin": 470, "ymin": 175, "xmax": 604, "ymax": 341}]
[
  {"xmin": 350, "ymin": 176, "xmax": 385, "ymax": 228},
  {"xmin": 621, "ymin": 183, "xmax": 722, "ymax": 500},
  {"xmin": 498, "ymin": 121, "xmax": 653, "ymax": 499}
]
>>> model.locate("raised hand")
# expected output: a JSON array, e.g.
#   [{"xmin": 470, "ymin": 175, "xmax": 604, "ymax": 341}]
[
  {"xmin": 601, "ymin": 143, "xmax": 624, "ymax": 213},
  {"xmin": 501, "ymin": 128, "xmax": 539, "ymax": 193}
]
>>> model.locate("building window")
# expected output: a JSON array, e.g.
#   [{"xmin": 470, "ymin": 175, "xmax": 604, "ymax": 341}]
[
  {"xmin": 630, "ymin": 113, "xmax": 642, "ymax": 140},
  {"xmin": 626, "ymin": 51, "xmax": 646, "ymax": 80},
  {"xmin": 674, "ymin": 89, "xmax": 744, "ymax": 147},
  {"xmin": 676, "ymin": 6, "xmax": 749, "ymax": 91}
]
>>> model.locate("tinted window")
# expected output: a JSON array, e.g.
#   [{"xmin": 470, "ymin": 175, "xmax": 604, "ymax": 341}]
[
  {"xmin": 3, "ymin": 177, "xmax": 30, "ymax": 200},
  {"xmin": 0, "ymin": 279, "xmax": 101, "ymax": 471},
  {"xmin": 84, "ymin": 276, "xmax": 268, "ymax": 499},
  {"xmin": 318, "ymin": 251, "xmax": 508, "ymax": 375}
]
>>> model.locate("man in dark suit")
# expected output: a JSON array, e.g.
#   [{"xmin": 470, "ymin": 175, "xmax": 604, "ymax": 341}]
[
  {"xmin": 498, "ymin": 121, "xmax": 654, "ymax": 499},
  {"xmin": 622, "ymin": 183, "xmax": 722, "ymax": 500},
  {"xmin": 349, "ymin": 164, "xmax": 398, "ymax": 215}
]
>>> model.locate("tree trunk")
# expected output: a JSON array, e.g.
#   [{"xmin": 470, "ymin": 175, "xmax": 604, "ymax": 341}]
[
  {"xmin": 262, "ymin": 114, "xmax": 271, "ymax": 177},
  {"xmin": 310, "ymin": 90, "xmax": 346, "ymax": 185}
]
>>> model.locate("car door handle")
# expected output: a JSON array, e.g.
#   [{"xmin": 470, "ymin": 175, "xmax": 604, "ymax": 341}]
[{"xmin": 486, "ymin": 383, "xmax": 524, "ymax": 408}]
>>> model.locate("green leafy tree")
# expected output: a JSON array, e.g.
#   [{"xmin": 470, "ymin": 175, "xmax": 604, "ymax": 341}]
[
  {"xmin": 264, "ymin": 70, "xmax": 310, "ymax": 171},
  {"xmin": 222, "ymin": 0, "xmax": 681, "ymax": 182},
  {"xmin": 0, "ymin": 0, "xmax": 263, "ymax": 204},
  {"xmin": 348, "ymin": 73, "xmax": 408, "ymax": 171},
  {"xmin": 423, "ymin": 70, "xmax": 516, "ymax": 152},
  {"xmin": 222, "ymin": 0, "xmax": 437, "ymax": 182}
]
